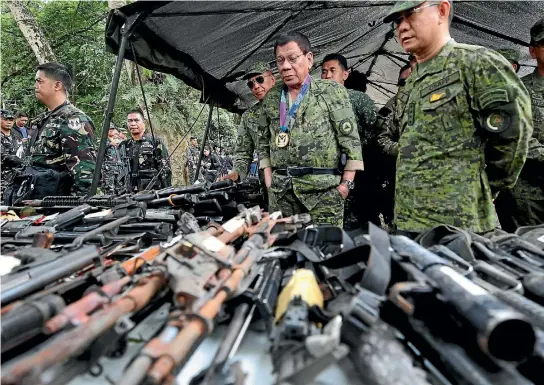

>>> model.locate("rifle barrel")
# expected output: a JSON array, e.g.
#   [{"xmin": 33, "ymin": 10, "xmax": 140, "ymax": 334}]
[{"xmin": 391, "ymin": 235, "xmax": 536, "ymax": 362}]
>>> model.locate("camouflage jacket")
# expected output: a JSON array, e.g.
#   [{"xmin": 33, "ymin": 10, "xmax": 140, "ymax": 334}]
[
  {"xmin": 257, "ymin": 78, "xmax": 364, "ymax": 210},
  {"xmin": 376, "ymin": 96, "xmax": 400, "ymax": 157},
  {"xmin": 522, "ymin": 70, "xmax": 544, "ymax": 145},
  {"xmin": 510, "ymin": 69, "xmax": 544, "ymax": 200},
  {"xmin": 347, "ymin": 89, "xmax": 377, "ymax": 147},
  {"xmin": 233, "ymin": 102, "xmax": 261, "ymax": 179},
  {"xmin": 29, "ymin": 102, "xmax": 97, "ymax": 195},
  {"xmin": 393, "ymin": 39, "xmax": 532, "ymax": 233},
  {"xmin": 102, "ymin": 142, "xmax": 129, "ymax": 195},
  {"xmin": 185, "ymin": 146, "xmax": 200, "ymax": 169},
  {"xmin": 119, "ymin": 134, "xmax": 172, "ymax": 191},
  {"xmin": 0, "ymin": 130, "xmax": 22, "ymax": 192}
]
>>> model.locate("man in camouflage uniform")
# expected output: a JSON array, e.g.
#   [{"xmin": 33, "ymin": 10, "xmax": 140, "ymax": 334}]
[
  {"xmin": 1, "ymin": 110, "xmax": 22, "ymax": 201},
  {"xmin": 120, "ymin": 109, "xmax": 172, "ymax": 192},
  {"xmin": 496, "ymin": 49, "xmax": 521, "ymax": 73},
  {"xmin": 6, "ymin": 63, "xmax": 97, "ymax": 201},
  {"xmin": 186, "ymin": 136, "xmax": 201, "ymax": 184},
  {"xmin": 321, "ymin": 53, "xmax": 377, "ymax": 230},
  {"xmin": 257, "ymin": 32, "xmax": 364, "ymax": 227},
  {"xmin": 384, "ymin": 1, "xmax": 532, "ymax": 235},
  {"xmin": 229, "ymin": 62, "xmax": 276, "ymax": 181},
  {"xmin": 102, "ymin": 123, "xmax": 129, "ymax": 195},
  {"xmin": 496, "ymin": 19, "xmax": 544, "ymax": 230},
  {"xmin": 375, "ymin": 61, "xmax": 415, "ymax": 228}
]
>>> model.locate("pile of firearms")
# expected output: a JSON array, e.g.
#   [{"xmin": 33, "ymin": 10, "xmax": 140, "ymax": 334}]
[{"xmin": 1, "ymin": 188, "xmax": 543, "ymax": 385}]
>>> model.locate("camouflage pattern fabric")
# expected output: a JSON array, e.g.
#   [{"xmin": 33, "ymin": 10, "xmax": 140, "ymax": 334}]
[
  {"xmin": 383, "ymin": 0, "xmax": 426, "ymax": 23},
  {"xmin": 120, "ymin": 134, "xmax": 172, "ymax": 192},
  {"xmin": 522, "ymin": 70, "xmax": 544, "ymax": 145},
  {"xmin": 347, "ymin": 89, "xmax": 377, "ymax": 147},
  {"xmin": 233, "ymin": 103, "xmax": 262, "ymax": 180},
  {"xmin": 28, "ymin": 102, "xmax": 97, "ymax": 195},
  {"xmin": 102, "ymin": 142, "xmax": 129, "ymax": 195},
  {"xmin": 0, "ymin": 131, "xmax": 22, "ymax": 199},
  {"xmin": 374, "ymin": 96, "xmax": 401, "ymax": 228},
  {"xmin": 497, "ymin": 70, "xmax": 544, "ymax": 230},
  {"xmin": 393, "ymin": 40, "xmax": 532, "ymax": 233},
  {"xmin": 257, "ymin": 79, "xmax": 364, "ymax": 227},
  {"xmin": 186, "ymin": 145, "xmax": 200, "ymax": 184},
  {"xmin": 376, "ymin": 96, "xmax": 400, "ymax": 157},
  {"xmin": 344, "ymin": 89, "xmax": 377, "ymax": 230}
]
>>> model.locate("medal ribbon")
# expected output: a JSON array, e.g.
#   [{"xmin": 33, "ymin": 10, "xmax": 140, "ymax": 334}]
[{"xmin": 280, "ymin": 75, "xmax": 311, "ymax": 133}]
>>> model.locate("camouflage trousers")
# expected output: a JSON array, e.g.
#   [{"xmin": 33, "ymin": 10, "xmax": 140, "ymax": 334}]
[{"xmin": 268, "ymin": 187, "xmax": 345, "ymax": 227}]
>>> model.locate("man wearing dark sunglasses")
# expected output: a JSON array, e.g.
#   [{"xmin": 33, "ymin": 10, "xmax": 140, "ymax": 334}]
[
  {"xmin": 229, "ymin": 62, "xmax": 276, "ymax": 182},
  {"xmin": 383, "ymin": 1, "xmax": 532, "ymax": 236}
]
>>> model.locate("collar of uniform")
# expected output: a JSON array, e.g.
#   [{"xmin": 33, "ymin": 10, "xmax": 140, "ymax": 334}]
[
  {"xmin": 530, "ymin": 68, "xmax": 544, "ymax": 84},
  {"xmin": 413, "ymin": 39, "xmax": 456, "ymax": 80}
]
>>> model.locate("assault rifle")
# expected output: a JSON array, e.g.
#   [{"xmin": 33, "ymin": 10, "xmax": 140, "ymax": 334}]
[
  {"xmin": 1, "ymin": 207, "xmax": 307, "ymax": 385},
  {"xmin": 117, "ymin": 210, "xmax": 310, "ymax": 385}
]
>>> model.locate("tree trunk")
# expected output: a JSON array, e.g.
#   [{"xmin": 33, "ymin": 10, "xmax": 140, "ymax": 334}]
[{"xmin": 7, "ymin": 0, "xmax": 56, "ymax": 64}]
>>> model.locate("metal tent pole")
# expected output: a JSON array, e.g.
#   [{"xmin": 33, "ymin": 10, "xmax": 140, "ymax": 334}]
[
  {"xmin": 89, "ymin": 13, "xmax": 143, "ymax": 196},
  {"xmin": 194, "ymin": 101, "xmax": 215, "ymax": 181}
]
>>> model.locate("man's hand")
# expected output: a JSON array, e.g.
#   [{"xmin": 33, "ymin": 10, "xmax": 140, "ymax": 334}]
[
  {"xmin": 264, "ymin": 167, "xmax": 272, "ymax": 188},
  {"xmin": 337, "ymin": 184, "xmax": 349, "ymax": 199}
]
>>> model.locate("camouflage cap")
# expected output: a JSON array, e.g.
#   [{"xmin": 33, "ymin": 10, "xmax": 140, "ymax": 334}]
[
  {"xmin": 242, "ymin": 61, "xmax": 272, "ymax": 80},
  {"xmin": 530, "ymin": 18, "xmax": 544, "ymax": 44},
  {"xmin": 496, "ymin": 49, "xmax": 520, "ymax": 63},
  {"xmin": 0, "ymin": 109, "xmax": 14, "ymax": 119},
  {"xmin": 383, "ymin": 0, "xmax": 426, "ymax": 23}
]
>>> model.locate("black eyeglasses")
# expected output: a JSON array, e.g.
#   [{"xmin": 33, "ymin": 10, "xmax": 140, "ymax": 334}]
[{"xmin": 246, "ymin": 75, "xmax": 267, "ymax": 89}]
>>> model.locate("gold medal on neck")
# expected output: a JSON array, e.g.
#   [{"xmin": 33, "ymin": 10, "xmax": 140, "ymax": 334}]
[{"xmin": 276, "ymin": 132, "xmax": 290, "ymax": 148}]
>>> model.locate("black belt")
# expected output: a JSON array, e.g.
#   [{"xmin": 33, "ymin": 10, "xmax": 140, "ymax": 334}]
[{"xmin": 273, "ymin": 167, "xmax": 340, "ymax": 177}]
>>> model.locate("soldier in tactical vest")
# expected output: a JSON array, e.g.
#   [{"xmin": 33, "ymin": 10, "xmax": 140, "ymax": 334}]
[
  {"xmin": 1, "ymin": 109, "xmax": 22, "ymax": 201},
  {"xmin": 384, "ymin": 0, "xmax": 532, "ymax": 236},
  {"xmin": 102, "ymin": 123, "xmax": 129, "ymax": 195},
  {"xmin": 4, "ymin": 63, "xmax": 97, "ymax": 204},
  {"xmin": 119, "ymin": 109, "xmax": 172, "ymax": 193}
]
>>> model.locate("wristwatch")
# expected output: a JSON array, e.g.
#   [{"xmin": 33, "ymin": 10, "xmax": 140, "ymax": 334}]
[{"xmin": 340, "ymin": 179, "xmax": 355, "ymax": 190}]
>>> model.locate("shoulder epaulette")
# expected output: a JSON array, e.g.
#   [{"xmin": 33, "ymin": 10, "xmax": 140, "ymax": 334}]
[{"xmin": 453, "ymin": 42, "xmax": 485, "ymax": 52}]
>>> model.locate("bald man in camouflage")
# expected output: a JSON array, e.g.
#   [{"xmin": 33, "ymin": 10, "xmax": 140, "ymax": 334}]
[{"xmin": 385, "ymin": 1, "xmax": 532, "ymax": 236}]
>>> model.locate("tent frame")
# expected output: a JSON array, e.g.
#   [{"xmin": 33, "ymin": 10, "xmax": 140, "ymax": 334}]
[{"xmin": 90, "ymin": 10, "xmax": 219, "ymax": 195}]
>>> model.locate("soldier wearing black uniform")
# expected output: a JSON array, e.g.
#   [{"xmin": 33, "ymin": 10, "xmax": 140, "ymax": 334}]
[{"xmin": 119, "ymin": 109, "xmax": 172, "ymax": 192}]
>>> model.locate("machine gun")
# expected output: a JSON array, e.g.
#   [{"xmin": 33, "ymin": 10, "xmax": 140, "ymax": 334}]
[{"xmin": 385, "ymin": 235, "xmax": 537, "ymax": 385}]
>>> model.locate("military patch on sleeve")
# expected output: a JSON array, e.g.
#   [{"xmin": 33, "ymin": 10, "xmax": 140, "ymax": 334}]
[
  {"xmin": 67, "ymin": 115, "xmax": 88, "ymax": 135},
  {"xmin": 339, "ymin": 119, "xmax": 354, "ymax": 136},
  {"xmin": 479, "ymin": 89, "xmax": 509, "ymax": 110},
  {"xmin": 483, "ymin": 111, "xmax": 510, "ymax": 133}
]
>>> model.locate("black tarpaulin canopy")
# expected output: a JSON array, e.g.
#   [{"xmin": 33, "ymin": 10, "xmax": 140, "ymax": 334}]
[{"xmin": 105, "ymin": 1, "xmax": 541, "ymax": 111}]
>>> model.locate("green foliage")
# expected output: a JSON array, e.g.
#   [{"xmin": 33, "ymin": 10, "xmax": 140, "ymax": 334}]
[{"xmin": 0, "ymin": 0, "xmax": 239, "ymax": 184}]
